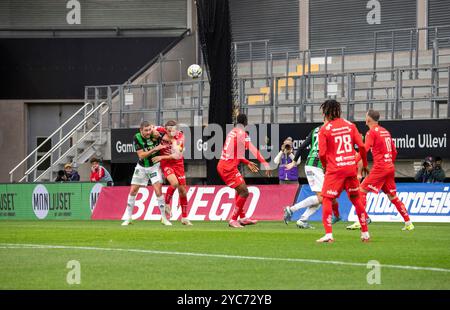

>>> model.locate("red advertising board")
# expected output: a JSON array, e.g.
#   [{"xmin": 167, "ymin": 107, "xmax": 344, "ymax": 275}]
[{"xmin": 92, "ymin": 185, "xmax": 299, "ymax": 221}]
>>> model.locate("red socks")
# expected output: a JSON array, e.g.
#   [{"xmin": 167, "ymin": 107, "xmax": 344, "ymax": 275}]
[
  {"xmin": 167, "ymin": 185, "xmax": 190, "ymax": 219},
  {"xmin": 332, "ymin": 201, "xmax": 340, "ymax": 218},
  {"xmin": 179, "ymin": 195, "xmax": 188, "ymax": 218},
  {"xmin": 165, "ymin": 185, "xmax": 176, "ymax": 205},
  {"xmin": 231, "ymin": 194, "xmax": 248, "ymax": 221},
  {"xmin": 391, "ymin": 196, "xmax": 410, "ymax": 222},
  {"xmin": 360, "ymin": 191, "xmax": 367, "ymax": 209},
  {"xmin": 360, "ymin": 190, "xmax": 410, "ymax": 223},
  {"xmin": 350, "ymin": 194, "xmax": 369, "ymax": 232},
  {"xmin": 322, "ymin": 197, "xmax": 333, "ymax": 234}
]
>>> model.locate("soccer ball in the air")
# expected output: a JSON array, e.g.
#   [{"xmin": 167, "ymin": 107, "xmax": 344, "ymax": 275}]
[{"xmin": 187, "ymin": 64, "xmax": 202, "ymax": 78}]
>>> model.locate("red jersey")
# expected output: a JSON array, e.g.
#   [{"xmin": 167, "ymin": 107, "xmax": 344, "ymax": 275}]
[
  {"xmin": 318, "ymin": 118, "xmax": 367, "ymax": 173},
  {"xmin": 365, "ymin": 125, "xmax": 397, "ymax": 170},
  {"xmin": 218, "ymin": 126, "xmax": 269, "ymax": 170},
  {"xmin": 90, "ymin": 166, "xmax": 105, "ymax": 182},
  {"xmin": 158, "ymin": 127, "xmax": 185, "ymax": 166}
]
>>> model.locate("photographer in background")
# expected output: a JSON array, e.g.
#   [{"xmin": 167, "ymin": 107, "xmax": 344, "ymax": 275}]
[
  {"xmin": 55, "ymin": 170, "xmax": 68, "ymax": 182},
  {"xmin": 415, "ymin": 156, "xmax": 445, "ymax": 183},
  {"xmin": 274, "ymin": 137, "xmax": 301, "ymax": 184}
]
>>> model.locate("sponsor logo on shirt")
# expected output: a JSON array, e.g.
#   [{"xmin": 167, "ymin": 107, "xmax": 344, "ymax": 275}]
[
  {"xmin": 368, "ymin": 184, "xmax": 379, "ymax": 192},
  {"xmin": 327, "ymin": 190, "xmax": 338, "ymax": 196}
]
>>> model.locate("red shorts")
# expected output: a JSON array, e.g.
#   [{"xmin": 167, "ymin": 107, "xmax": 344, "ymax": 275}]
[
  {"xmin": 322, "ymin": 169, "xmax": 360, "ymax": 199},
  {"xmin": 361, "ymin": 167, "xmax": 396, "ymax": 195},
  {"xmin": 161, "ymin": 163, "xmax": 186, "ymax": 185},
  {"xmin": 217, "ymin": 163, "xmax": 245, "ymax": 189}
]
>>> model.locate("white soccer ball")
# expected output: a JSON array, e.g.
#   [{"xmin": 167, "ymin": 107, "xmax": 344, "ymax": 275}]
[{"xmin": 187, "ymin": 64, "xmax": 202, "ymax": 79}]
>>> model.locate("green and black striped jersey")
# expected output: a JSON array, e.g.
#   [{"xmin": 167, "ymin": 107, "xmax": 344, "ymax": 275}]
[
  {"xmin": 133, "ymin": 132, "xmax": 160, "ymax": 167},
  {"xmin": 293, "ymin": 126, "xmax": 323, "ymax": 169}
]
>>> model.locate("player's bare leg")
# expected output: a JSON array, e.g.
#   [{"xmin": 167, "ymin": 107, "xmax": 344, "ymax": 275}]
[
  {"xmin": 387, "ymin": 193, "xmax": 414, "ymax": 231},
  {"xmin": 166, "ymin": 174, "xmax": 192, "ymax": 226},
  {"xmin": 153, "ymin": 182, "xmax": 172, "ymax": 226},
  {"xmin": 122, "ymin": 184, "xmax": 140, "ymax": 226}
]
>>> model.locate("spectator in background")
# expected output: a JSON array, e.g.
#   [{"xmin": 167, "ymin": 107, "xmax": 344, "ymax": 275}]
[
  {"xmin": 64, "ymin": 163, "xmax": 80, "ymax": 181},
  {"xmin": 90, "ymin": 158, "xmax": 114, "ymax": 186},
  {"xmin": 274, "ymin": 137, "xmax": 301, "ymax": 184},
  {"xmin": 415, "ymin": 156, "xmax": 445, "ymax": 183},
  {"xmin": 432, "ymin": 156, "xmax": 446, "ymax": 183},
  {"xmin": 55, "ymin": 170, "xmax": 67, "ymax": 182}
]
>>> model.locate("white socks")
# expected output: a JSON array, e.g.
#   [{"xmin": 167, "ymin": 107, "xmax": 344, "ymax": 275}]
[
  {"xmin": 300, "ymin": 204, "xmax": 320, "ymax": 221},
  {"xmin": 157, "ymin": 195, "xmax": 166, "ymax": 217},
  {"xmin": 325, "ymin": 233, "xmax": 333, "ymax": 239},
  {"xmin": 126, "ymin": 194, "xmax": 136, "ymax": 220},
  {"xmin": 290, "ymin": 195, "xmax": 320, "ymax": 212}
]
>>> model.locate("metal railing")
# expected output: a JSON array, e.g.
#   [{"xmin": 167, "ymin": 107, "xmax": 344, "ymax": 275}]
[
  {"xmin": 88, "ymin": 79, "xmax": 209, "ymax": 129},
  {"xmin": 239, "ymin": 66, "xmax": 449, "ymax": 123},
  {"xmin": 9, "ymin": 101, "xmax": 109, "ymax": 182},
  {"xmin": 373, "ymin": 25, "xmax": 450, "ymax": 78},
  {"xmin": 86, "ymin": 65, "xmax": 449, "ymax": 130},
  {"xmin": 34, "ymin": 102, "xmax": 110, "ymax": 182},
  {"xmin": 269, "ymin": 48, "xmax": 346, "ymax": 100},
  {"xmin": 233, "ymin": 39, "xmax": 270, "ymax": 83},
  {"xmin": 9, "ymin": 102, "xmax": 93, "ymax": 182}
]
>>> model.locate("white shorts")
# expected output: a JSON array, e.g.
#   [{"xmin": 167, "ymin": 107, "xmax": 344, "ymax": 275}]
[
  {"xmin": 131, "ymin": 163, "xmax": 163, "ymax": 186},
  {"xmin": 305, "ymin": 165, "xmax": 324, "ymax": 192}
]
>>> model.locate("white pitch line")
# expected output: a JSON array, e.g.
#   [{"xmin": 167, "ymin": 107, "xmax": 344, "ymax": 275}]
[{"xmin": 1, "ymin": 243, "xmax": 450, "ymax": 273}]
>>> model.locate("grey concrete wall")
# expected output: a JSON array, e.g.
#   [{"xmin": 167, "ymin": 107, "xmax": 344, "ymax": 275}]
[
  {"xmin": 134, "ymin": 33, "xmax": 197, "ymax": 85},
  {"xmin": 0, "ymin": 100, "xmax": 26, "ymax": 182}
]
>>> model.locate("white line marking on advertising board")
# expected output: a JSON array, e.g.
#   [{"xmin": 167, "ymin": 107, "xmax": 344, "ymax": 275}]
[{"xmin": 1, "ymin": 243, "xmax": 449, "ymax": 273}]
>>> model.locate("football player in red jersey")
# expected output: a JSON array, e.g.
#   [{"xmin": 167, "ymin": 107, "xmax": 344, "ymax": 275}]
[
  {"xmin": 318, "ymin": 100, "xmax": 371, "ymax": 243},
  {"xmin": 217, "ymin": 113, "xmax": 271, "ymax": 228},
  {"xmin": 359, "ymin": 110, "xmax": 414, "ymax": 231},
  {"xmin": 152, "ymin": 120, "xmax": 192, "ymax": 226}
]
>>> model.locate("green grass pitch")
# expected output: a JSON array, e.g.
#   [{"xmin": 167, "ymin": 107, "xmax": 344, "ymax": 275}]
[{"xmin": 0, "ymin": 221, "xmax": 449, "ymax": 289}]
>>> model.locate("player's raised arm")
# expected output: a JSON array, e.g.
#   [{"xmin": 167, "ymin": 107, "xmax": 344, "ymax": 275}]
[
  {"xmin": 137, "ymin": 144, "xmax": 167, "ymax": 160},
  {"xmin": 246, "ymin": 135, "xmax": 270, "ymax": 169},
  {"xmin": 294, "ymin": 130, "xmax": 312, "ymax": 162}
]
